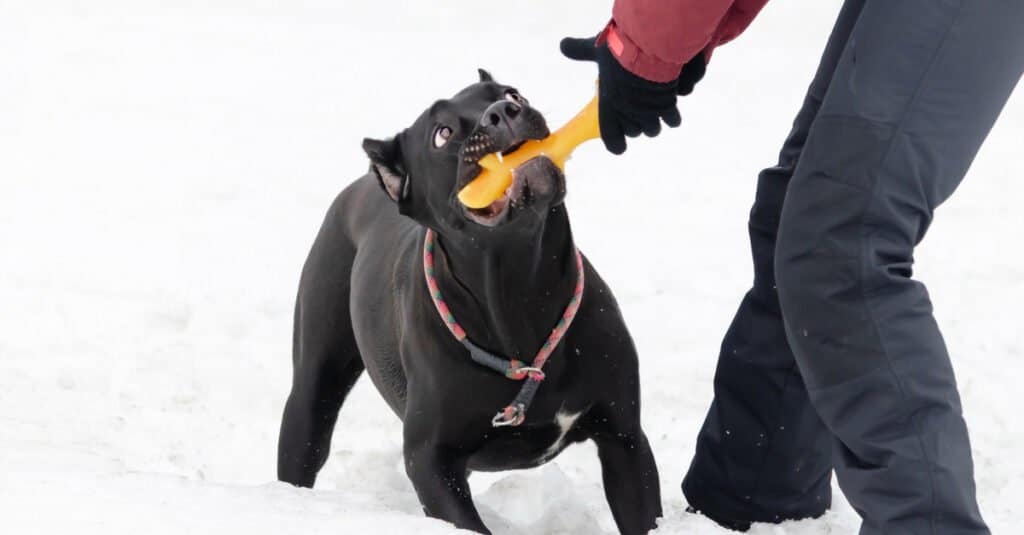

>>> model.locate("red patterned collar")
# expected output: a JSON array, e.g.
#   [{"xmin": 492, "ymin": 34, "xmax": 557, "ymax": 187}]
[{"xmin": 422, "ymin": 228, "xmax": 585, "ymax": 427}]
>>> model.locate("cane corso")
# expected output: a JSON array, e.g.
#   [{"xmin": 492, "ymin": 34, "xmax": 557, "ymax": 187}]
[{"xmin": 277, "ymin": 70, "xmax": 661, "ymax": 535}]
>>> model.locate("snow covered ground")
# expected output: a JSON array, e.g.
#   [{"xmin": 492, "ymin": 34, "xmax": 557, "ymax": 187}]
[{"xmin": 2, "ymin": 1, "xmax": 1022, "ymax": 533}]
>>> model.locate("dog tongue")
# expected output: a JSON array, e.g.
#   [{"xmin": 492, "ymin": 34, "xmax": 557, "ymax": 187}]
[{"xmin": 457, "ymin": 95, "xmax": 600, "ymax": 209}]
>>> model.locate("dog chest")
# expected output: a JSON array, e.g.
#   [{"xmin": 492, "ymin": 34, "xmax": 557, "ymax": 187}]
[{"xmin": 466, "ymin": 409, "xmax": 584, "ymax": 472}]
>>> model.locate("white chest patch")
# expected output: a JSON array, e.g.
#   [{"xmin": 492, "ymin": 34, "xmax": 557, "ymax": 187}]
[{"xmin": 542, "ymin": 410, "xmax": 582, "ymax": 459}]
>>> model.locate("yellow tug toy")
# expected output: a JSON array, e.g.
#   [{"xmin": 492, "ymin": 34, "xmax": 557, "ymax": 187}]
[{"xmin": 457, "ymin": 94, "xmax": 600, "ymax": 209}]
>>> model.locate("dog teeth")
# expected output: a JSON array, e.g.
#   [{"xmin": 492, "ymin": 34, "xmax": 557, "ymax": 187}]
[{"xmin": 460, "ymin": 132, "xmax": 498, "ymax": 163}]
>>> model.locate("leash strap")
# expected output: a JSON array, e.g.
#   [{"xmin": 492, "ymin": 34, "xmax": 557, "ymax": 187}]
[{"xmin": 423, "ymin": 228, "xmax": 585, "ymax": 427}]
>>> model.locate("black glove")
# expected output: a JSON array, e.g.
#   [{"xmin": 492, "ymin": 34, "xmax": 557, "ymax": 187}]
[
  {"xmin": 560, "ymin": 36, "xmax": 681, "ymax": 155},
  {"xmin": 676, "ymin": 54, "xmax": 707, "ymax": 96}
]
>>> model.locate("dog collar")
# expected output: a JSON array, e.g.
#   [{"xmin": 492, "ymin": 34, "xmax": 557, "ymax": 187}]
[{"xmin": 422, "ymin": 228, "xmax": 585, "ymax": 427}]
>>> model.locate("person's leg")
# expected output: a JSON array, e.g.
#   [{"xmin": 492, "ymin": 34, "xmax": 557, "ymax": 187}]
[
  {"xmin": 682, "ymin": 0, "xmax": 866, "ymax": 528},
  {"xmin": 775, "ymin": 1, "xmax": 1024, "ymax": 533}
]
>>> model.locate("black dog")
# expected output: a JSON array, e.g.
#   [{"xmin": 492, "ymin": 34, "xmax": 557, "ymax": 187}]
[{"xmin": 277, "ymin": 70, "xmax": 661, "ymax": 535}]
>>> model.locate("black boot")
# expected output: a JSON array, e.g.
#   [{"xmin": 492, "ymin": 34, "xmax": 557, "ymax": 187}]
[{"xmin": 685, "ymin": 505, "xmax": 752, "ymax": 532}]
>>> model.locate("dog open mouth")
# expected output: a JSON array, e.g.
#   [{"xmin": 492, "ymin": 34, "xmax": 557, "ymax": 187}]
[
  {"xmin": 463, "ymin": 186, "xmax": 513, "ymax": 226},
  {"xmin": 455, "ymin": 103, "xmax": 560, "ymax": 227},
  {"xmin": 462, "ymin": 152, "xmax": 562, "ymax": 227},
  {"xmin": 462, "ymin": 144, "xmax": 529, "ymax": 227},
  {"xmin": 460, "ymin": 135, "xmax": 534, "ymax": 227}
]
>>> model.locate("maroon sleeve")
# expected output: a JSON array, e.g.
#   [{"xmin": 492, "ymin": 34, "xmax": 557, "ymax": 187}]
[
  {"xmin": 607, "ymin": 0, "xmax": 770, "ymax": 82},
  {"xmin": 709, "ymin": 0, "xmax": 770, "ymax": 50}
]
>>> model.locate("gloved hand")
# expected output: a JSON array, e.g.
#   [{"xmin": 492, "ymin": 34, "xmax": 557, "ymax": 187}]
[
  {"xmin": 560, "ymin": 35, "xmax": 681, "ymax": 155},
  {"xmin": 676, "ymin": 53, "xmax": 707, "ymax": 96}
]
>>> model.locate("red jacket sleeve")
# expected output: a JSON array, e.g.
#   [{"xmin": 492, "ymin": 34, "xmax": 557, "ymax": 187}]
[{"xmin": 607, "ymin": 0, "xmax": 770, "ymax": 82}]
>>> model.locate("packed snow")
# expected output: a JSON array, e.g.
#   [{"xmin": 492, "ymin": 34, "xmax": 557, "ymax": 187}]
[{"xmin": 2, "ymin": 1, "xmax": 1022, "ymax": 533}]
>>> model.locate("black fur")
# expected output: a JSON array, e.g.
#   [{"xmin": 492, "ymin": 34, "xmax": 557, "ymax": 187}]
[{"xmin": 277, "ymin": 73, "xmax": 662, "ymax": 534}]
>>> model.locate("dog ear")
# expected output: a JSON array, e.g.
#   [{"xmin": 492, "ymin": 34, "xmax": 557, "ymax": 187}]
[
  {"xmin": 362, "ymin": 137, "xmax": 408, "ymax": 203},
  {"xmin": 477, "ymin": 68, "xmax": 494, "ymax": 83}
]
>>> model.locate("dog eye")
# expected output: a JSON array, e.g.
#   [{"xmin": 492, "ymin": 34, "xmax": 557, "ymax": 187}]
[
  {"xmin": 504, "ymin": 90, "xmax": 527, "ymax": 106},
  {"xmin": 432, "ymin": 126, "xmax": 452, "ymax": 148}
]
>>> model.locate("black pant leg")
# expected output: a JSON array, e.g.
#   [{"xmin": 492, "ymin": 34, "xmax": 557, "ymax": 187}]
[
  {"xmin": 682, "ymin": 0, "xmax": 867, "ymax": 526},
  {"xmin": 775, "ymin": 1, "xmax": 1024, "ymax": 533}
]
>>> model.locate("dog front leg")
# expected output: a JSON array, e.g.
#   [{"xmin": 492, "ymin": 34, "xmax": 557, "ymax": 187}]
[
  {"xmin": 596, "ymin": 429, "xmax": 662, "ymax": 534},
  {"xmin": 403, "ymin": 440, "xmax": 489, "ymax": 534},
  {"xmin": 587, "ymin": 402, "xmax": 663, "ymax": 535}
]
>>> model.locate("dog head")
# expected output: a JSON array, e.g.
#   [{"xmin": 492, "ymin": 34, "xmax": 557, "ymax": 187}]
[{"xmin": 362, "ymin": 70, "xmax": 566, "ymax": 241}]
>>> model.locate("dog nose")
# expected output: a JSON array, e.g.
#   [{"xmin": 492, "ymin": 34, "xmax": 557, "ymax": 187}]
[{"xmin": 481, "ymin": 101, "xmax": 522, "ymax": 127}]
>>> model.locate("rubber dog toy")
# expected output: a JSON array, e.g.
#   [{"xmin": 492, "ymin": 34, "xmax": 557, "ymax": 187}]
[{"xmin": 457, "ymin": 94, "xmax": 600, "ymax": 209}]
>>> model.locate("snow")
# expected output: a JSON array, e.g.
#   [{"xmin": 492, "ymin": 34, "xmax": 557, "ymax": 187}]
[{"xmin": 1, "ymin": 1, "xmax": 1021, "ymax": 534}]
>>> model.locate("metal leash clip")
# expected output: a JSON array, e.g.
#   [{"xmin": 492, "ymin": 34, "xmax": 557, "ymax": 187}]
[{"xmin": 491, "ymin": 403, "xmax": 526, "ymax": 427}]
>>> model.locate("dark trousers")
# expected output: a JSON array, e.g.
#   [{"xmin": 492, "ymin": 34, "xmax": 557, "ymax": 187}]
[{"xmin": 682, "ymin": 1, "xmax": 1024, "ymax": 533}]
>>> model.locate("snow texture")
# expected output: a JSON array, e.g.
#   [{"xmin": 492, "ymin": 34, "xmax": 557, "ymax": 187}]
[{"xmin": 2, "ymin": 1, "xmax": 1021, "ymax": 534}]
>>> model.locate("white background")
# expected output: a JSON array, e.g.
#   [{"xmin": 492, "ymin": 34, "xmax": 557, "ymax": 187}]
[{"xmin": 2, "ymin": 1, "xmax": 1021, "ymax": 533}]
